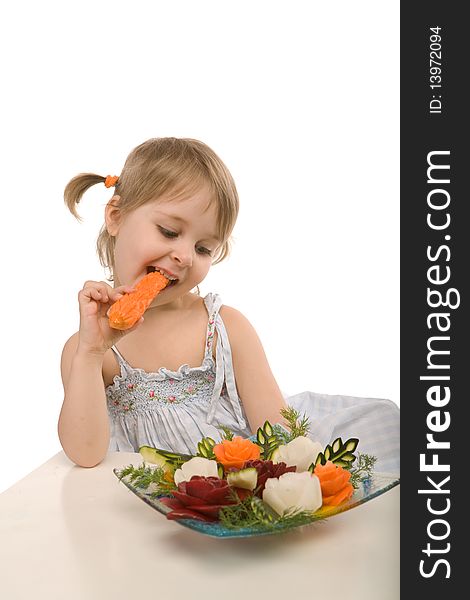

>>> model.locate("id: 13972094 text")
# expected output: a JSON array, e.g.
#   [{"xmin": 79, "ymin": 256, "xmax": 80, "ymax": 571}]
[{"xmin": 429, "ymin": 26, "xmax": 443, "ymax": 114}]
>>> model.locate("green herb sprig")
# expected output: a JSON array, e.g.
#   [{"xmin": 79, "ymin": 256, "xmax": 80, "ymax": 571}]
[
  {"xmin": 217, "ymin": 424, "xmax": 235, "ymax": 441},
  {"xmin": 348, "ymin": 453, "xmax": 377, "ymax": 488},
  {"xmin": 279, "ymin": 406, "xmax": 311, "ymax": 442},
  {"xmin": 116, "ymin": 464, "xmax": 176, "ymax": 494},
  {"xmin": 218, "ymin": 494, "xmax": 324, "ymax": 530}
]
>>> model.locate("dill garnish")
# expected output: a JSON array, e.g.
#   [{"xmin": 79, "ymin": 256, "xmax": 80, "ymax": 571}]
[
  {"xmin": 217, "ymin": 424, "xmax": 235, "ymax": 441},
  {"xmin": 218, "ymin": 495, "xmax": 323, "ymax": 530},
  {"xmin": 279, "ymin": 406, "xmax": 311, "ymax": 442},
  {"xmin": 348, "ymin": 453, "xmax": 377, "ymax": 488},
  {"xmin": 116, "ymin": 464, "xmax": 176, "ymax": 494}
]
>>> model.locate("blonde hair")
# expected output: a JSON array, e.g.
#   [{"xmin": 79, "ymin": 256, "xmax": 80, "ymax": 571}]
[{"xmin": 64, "ymin": 137, "xmax": 239, "ymax": 276}]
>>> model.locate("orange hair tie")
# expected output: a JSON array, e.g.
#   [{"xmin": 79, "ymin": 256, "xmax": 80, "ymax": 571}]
[{"xmin": 104, "ymin": 175, "xmax": 119, "ymax": 188}]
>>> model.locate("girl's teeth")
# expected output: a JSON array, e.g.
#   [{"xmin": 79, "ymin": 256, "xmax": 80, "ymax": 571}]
[{"xmin": 147, "ymin": 266, "xmax": 177, "ymax": 281}]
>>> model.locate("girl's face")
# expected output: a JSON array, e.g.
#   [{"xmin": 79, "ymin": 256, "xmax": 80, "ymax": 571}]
[{"xmin": 106, "ymin": 186, "xmax": 220, "ymax": 308}]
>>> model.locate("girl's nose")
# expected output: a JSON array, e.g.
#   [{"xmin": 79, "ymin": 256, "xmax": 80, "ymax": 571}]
[{"xmin": 170, "ymin": 244, "xmax": 193, "ymax": 268}]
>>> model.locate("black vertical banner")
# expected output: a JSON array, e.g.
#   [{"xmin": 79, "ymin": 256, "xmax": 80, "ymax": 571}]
[{"xmin": 401, "ymin": 2, "xmax": 467, "ymax": 595}]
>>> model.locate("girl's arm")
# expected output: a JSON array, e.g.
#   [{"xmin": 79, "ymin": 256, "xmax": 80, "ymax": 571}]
[
  {"xmin": 58, "ymin": 280, "xmax": 140, "ymax": 467},
  {"xmin": 220, "ymin": 306, "xmax": 287, "ymax": 432},
  {"xmin": 58, "ymin": 332, "xmax": 110, "ymax": 467}
]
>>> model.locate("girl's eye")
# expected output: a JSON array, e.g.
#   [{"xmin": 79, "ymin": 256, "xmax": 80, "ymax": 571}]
[
  {"xmin": 196, "ymin": 246, "xmax": 212, "ymax": 256},
  {"xmin": 158, "ymin": 226, "xmax": 178, "ymax": 238},
  {"xmin": 158, "ymin": 225, "xmax": 212, "ymax": 256}
]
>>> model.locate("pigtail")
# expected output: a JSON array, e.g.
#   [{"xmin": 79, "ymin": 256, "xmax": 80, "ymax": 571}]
[{"xmin": 64, "ymin": 173, "xmax": 107, "ymax": 220}]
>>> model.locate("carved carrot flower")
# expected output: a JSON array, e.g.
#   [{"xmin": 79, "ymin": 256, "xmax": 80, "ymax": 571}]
[
  {"xmin": 213, "ymin": 436, "xmax": 261, "ymax": 470},
  {"xmin": 313, "ymin": 460, "xmax": 354, "ymax": 506}
]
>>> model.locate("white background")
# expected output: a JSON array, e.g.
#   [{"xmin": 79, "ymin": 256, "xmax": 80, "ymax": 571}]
[{"xmin": 0, "ymin": 1, "xmax": 399, "ymax": 493}]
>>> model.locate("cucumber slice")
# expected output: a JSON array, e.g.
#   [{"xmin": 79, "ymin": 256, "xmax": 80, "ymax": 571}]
[
  {"xmin": 255, "ymin": 421, "xmax": 282, "ymax": 460},
  {"xmin": 340, "ymin": 451, "xmax": 356, "ymax": 463},
  {"xmin": 196, "ymin": 437, "xmax": 216, "ymax": 459},
  {"xmin": 345, "ymin": 438, "xmax": 359, "ymax": 453},
  {"xmin": 262, "ymin": 420, "xmax": 273, "ymax": 437},
  {"xmin": 227, "ymin": 467, "xmax": 258, "ymax": 490},
  {"xmin": 139, "ymin": 446, "xmax": 172, "ymax": 471},
  {"xmin": 138, "ymin": 446, "xmax": 193, "ymax": 473},
  {"xmin": 332, "ymin": 438, "xmax": 342, "ymax": 453},
  {"xmin": 314, "ymin": 437, "xmax": 360, "ymax": 467}
]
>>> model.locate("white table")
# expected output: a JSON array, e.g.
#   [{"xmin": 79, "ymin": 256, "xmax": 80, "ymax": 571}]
[{"xmin": 0, "ymin": 452, "xmax": 400, "ymax": 600}]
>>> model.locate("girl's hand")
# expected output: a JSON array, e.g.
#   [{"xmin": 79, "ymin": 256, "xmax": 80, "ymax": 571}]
[{"xmin": 77, "ymin": 280, "xmax": 142, "ymax": 355}]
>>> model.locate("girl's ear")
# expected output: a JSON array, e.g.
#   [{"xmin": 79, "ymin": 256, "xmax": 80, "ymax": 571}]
[{"xmin": 105, "ymin": 195, "xmax": 122, "ymax": 236}]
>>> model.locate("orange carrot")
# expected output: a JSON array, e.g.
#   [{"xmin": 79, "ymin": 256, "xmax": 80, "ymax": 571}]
[
  {"xmin": 213, "ymin": 437, "xmax": 261, "ymax": 470},
  {"xmin": 108, "ymin": 271, "xmax": 169, "ymax": 330},
  {"xmin": 313, "ymin": 460, "xmax": 354, "ymax": 506}
]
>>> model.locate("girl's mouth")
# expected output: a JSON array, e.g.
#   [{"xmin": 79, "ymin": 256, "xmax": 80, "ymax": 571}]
[{"xmin": 146, "ymin": 265, "xmax": 179, "ymax": 288}]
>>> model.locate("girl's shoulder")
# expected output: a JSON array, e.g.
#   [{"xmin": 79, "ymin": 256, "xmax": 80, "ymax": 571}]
[
  {"xmin": 218, "ymin": 304, "xmax": 246, "ymax": 326},
  {"xmin": 218, "ymin": 304, "xmax": 262, "ymax": 349}
]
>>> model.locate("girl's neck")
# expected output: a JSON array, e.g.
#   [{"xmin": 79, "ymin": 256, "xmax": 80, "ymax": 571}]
[{"xmin": 144, "ymin": 291, "xmax": 200, "ymax": 318}]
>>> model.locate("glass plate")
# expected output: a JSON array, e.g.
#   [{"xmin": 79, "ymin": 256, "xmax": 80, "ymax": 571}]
[{"xmin": 114, "ymin": 469, "xmax": 400, "ymax": 538}]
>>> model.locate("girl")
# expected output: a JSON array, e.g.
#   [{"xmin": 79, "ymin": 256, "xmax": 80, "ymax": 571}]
[
  {"xmin": 58, "ymin": 137, "xmax": 399, "ymax": 473},
  {"xmin": 58, "ymin": 137, "xmax": 287, "ymax": 468}
]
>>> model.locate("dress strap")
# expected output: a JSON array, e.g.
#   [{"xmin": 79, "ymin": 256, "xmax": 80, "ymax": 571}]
[
  {"xmin": 203, "ymin": 293, "xmax": 222, "ymax": 358},
  {"xmin": 110, "ymin": 345, "xmax": 132, "ymax": 375},
  {"xmin": 203, "ymin": 293, "xmax": 247, "ymax": 430}
]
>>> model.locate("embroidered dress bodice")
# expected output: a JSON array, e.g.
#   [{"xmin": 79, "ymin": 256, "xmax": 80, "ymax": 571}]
[{"xmin": 105, "ymin": 293, "xmax": 252, "ymax": 455}]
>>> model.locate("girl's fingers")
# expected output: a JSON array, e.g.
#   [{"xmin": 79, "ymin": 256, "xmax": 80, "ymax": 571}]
[
  {"xmin": 108, "ymin": 285, "xmax": 136, "ymax": 304},
  {"xmin": 108, "ymin": 290, "xmax": 124, "ymax": 303},
  {"xmin": 80, "ymin": 281, "xmax": 114, "ymax": 304},
  {"xmin": 113, "ymin": 284, "xmax": 136, "ymax": 295},
  {"xmin": 79, "ymin": 281, "xmax": 140, "ymax": 331},
  {"xmin": 114, "ymin": 284, "xmax": 132, "ymax": 292},
  {"xmin": 90, "ymin": 288, "xmax": 105, "ymax": 302}
]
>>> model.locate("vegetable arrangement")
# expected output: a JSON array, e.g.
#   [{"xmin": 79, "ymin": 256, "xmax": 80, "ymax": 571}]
[{"xmin": 117, "ymin": 408, "xmax": 376, "ymax": 531}]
